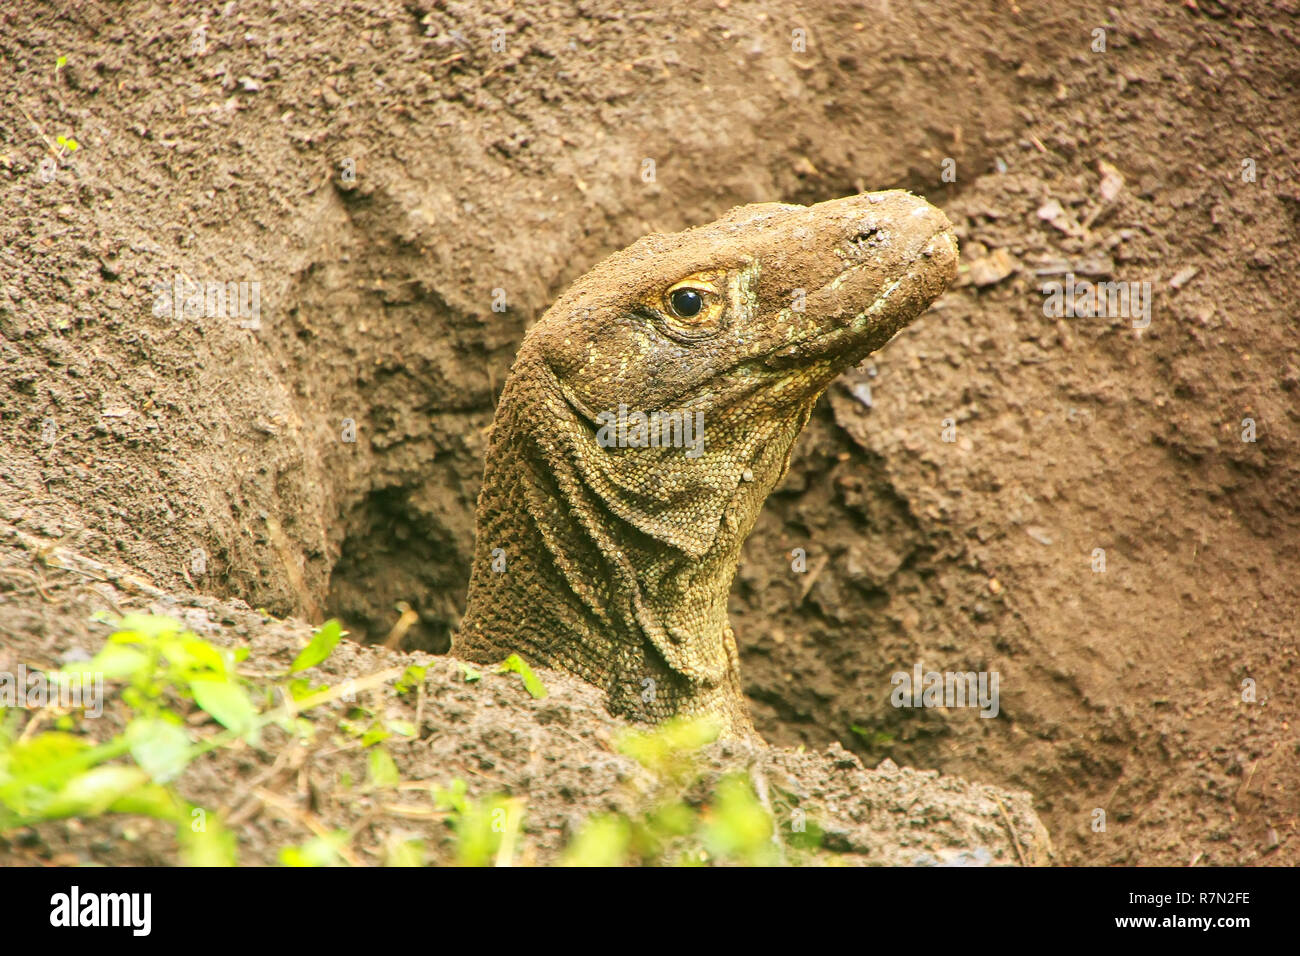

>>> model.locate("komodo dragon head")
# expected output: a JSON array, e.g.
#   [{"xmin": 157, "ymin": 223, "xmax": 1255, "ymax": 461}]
[{"xmin": 458, "ymin": 191, "xmax": 957, "ymax": 737}]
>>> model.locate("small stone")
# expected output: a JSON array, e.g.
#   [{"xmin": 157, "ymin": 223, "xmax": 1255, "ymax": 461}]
[
  {"xmin": 792, "ymin": 156, "xmax": 819, "ymax": 178},
  {"xmin": 967, "ymin": 248, "xmax": 1018, "ymax": 287},
  {"xmin": 59, "ymin": 646, "xmax": 92, "ymax": 665},
  {"xmin": 1098, "ymin": 160, "xmax": 1126, "ymax": 202}
]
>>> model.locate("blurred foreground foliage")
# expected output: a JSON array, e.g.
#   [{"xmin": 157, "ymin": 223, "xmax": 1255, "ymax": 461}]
[{"xmin": 1, "ymin": 614, "xmax": 820, "ymax": 866}]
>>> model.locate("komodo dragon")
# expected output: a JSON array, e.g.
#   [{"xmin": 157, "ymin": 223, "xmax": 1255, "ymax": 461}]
[{"xmin": 455, "ymin": 191, "xmax": 957, "ymax": 738}]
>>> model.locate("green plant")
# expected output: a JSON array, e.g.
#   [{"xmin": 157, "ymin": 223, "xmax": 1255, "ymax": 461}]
[
  {"xmin": 563, "ymin": 716, "xmax": 820, "ymax": 866},
  {"xmin": 496, "ymin": 653, "xmax": 546, "ymax": 698},
  {"xmin": 0, "ymin": 613, "xmax": 353, "ymax": 865},
  {"xmin": 1, "ymin": 614, "xmax": 824, "ymax": 867}
]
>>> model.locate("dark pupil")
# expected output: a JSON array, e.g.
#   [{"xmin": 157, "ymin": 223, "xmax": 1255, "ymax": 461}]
[{"xmin": 670, "ymin": 289, "xmax": 703, "ymax": 318}]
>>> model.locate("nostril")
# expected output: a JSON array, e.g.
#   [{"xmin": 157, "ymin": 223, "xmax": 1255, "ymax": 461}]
[{"xmin": 845, "ymin": 226, "xmax": 888, "ymax": 256}]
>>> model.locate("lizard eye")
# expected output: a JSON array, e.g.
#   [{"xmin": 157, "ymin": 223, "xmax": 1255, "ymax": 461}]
[
  {"xmin": 668, "ymin": 288, "xmax": 704, "ymax": 318},
  {"xmin": 659, "ymin": 272, "xmax": 726, "ymax": 336}
]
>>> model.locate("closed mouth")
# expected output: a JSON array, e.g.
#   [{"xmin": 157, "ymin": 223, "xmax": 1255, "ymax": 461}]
[{"xmin": 759, "ymin": 227, "xmax": 958, "ymax": 370}]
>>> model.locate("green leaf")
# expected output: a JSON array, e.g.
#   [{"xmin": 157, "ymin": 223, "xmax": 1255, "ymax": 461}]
[
  {"xmin": 452, "ymin": 795, "xmax": 522, "ymax": 867},
  {"xmin": 394, "ymin": 664, "xmax": 426, "ymax": 694},
  {"xmin": 280, "ymin": 832, "xmax": 348, "ymax": 867},
  {"xmin": 383, "ymin": 837, "xmax": 425, "ymax": 867},
  {"xmin": 287, "ymin": 678, "xmax": 327, "ymax": 702},
  {"xmin": 700, "ymin": 775, "xmax": 775, "ymax": 864},
  {"xmin": 126, "ymin": 718, "xmax": 191, "ymax": 783},
  {"xmin": 0, "ymin": 734, "xmax": 131, "ymax": 819},
  {"xmin": 785, "ymin": 810, "xmax": 824, "ymax": 851},
  {"xmin": 112, "ymin": 613, "xmax": 186, "ymax": 640},
  {"xmin": 160, "ymin": 635, "xmax": 228, "ymax": 678},
  {"xmin": 432, "ymin": 778, "xmax": 467, "ymax": 814},
  {"xmin": 189, "ymin": 678, "xmax": 256, "ymax": 737},
  {"xmin": 41, "ymin": 766, "xmax": 151, "ymax": 819},
  {"xmin": 458, "ymin": 662, "xmax": 482, "ymax": 683},
  {"xmin": 649, "ymin": 800, "xmax": 696, "ymax": 838},
  {"xmin": 178, "ymin": 815, "xmax": 238, "ymax": 866},
  {"xmin": 563, "ymin": 814, "xmax": 630, "ymax": 867},
  {"xmin": 108, "ymin": 782, "xmax": 182, "ymax": 821},
  {"xmin": 71, "ymin": 643, "xmax": 150, "ymax": 680},
  {"xmin": 497, "ymin": 654, "xmax": 547, "ymax": 699},
  {"xmin": 385, "ymin": 718, "xmax": 417, "ymax": 738},
  {"xmin": 849, "ymin": 724, "xmax": 893, "ymax": 746},
  {"xmin": 290, "ymin": 620, "xmax": 344, "ymax": 673},
  {"xmin": 616, "ymin": 715, "xmax": 720, "ymax": 777},
  {"xmin": 2, "ymin": 731, "xmax": 88, "ymax": 777},
  {"xmin": 0, "ymin": 733, "xmax": 86, "ymax": 818},
  {"xmin": 367, "ymin": 747, "xmax": 400, "ymax": 788},
  {"xmin": 360, "ymin": 722, "xmax": 390, "ymax": 747}
]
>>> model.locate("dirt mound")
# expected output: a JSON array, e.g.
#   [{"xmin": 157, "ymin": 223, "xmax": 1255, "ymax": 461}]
[
  {"xmin": 1, "ymin": 0, "xmax": 1296, "ymax": 865},
  {"xmin": 0, "ymin": 527, "xmax": 1048, "ymax": 865}
]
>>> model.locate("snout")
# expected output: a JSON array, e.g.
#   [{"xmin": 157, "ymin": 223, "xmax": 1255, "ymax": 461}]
[
  {"xmin": 760, "ymin": 190, "xmax": 958, "ymax": 370},
  {"xmin": 803, "ymin": 191, "xmax": 957, "ymax": 330},
  {"xmin": 832, "ymin": 190, "xmax": 957, "ymax": 270}
]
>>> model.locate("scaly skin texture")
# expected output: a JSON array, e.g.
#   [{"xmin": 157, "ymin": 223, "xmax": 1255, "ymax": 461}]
[{"xmin": 456, "ymin": 191, "xmax": 958, "ymax": 738}]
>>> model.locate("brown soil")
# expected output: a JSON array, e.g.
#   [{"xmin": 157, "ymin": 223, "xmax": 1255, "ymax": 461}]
[
  {"xmin": 0, "ymin": 528, "xmax": 1049, "ymax": 866},
  {"xmin": 1, "ymin": 0, "xmax": 1297, "ymax": 866}
]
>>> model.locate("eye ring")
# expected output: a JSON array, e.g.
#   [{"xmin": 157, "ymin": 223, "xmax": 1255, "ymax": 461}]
[
  {"xmin": 668, "ymin": 287, "xmax": 704, "ymax": 319},
  {"xmin": 656, "ymin": 271, "xmax": 726, "ymax": 341}
]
